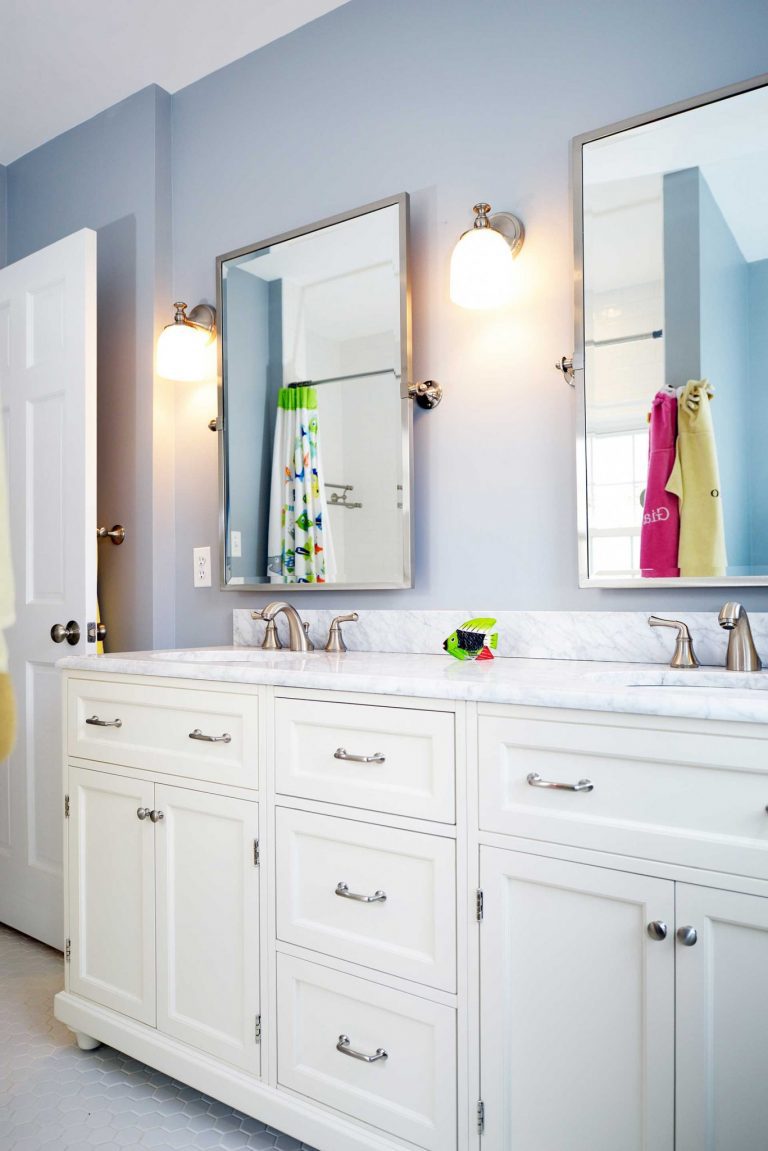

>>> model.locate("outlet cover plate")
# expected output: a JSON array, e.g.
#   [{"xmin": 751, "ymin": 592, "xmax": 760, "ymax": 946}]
[{"xmin": 193, "ymin": 546, "xmax": 211, "ymax": 588}]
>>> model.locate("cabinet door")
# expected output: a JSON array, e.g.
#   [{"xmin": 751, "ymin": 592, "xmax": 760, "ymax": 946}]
[
  {"xmin": 479, "ymin": 847, "xmax": 674, "ymax": 1151},
  {"xmin": 676, "ymin": 884, "xmax": 768, "ymax": 1151},
  {"xmin": 68, "ymin": 765, "xmax": 156, "ymax": 1024},
  {"xmin": 155, "ymin": 785, "xmax": 260, "ymax": 1073}
]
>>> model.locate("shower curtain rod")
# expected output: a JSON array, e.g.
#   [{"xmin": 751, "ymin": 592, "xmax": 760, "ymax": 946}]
[
  {"xmin": 586, "ymin": 328, "xmax": 663, "ymax": 349},
  {"xmin": 287, "ymin": 368, "xmax": 398, "ymax": 387}
]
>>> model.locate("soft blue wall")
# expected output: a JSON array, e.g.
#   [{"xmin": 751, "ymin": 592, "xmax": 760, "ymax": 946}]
[
  {"xmin": 170, "ymin": 0, "xmax": 768, "ymax": 645},
  {"xmin": 663, "ymin": 169, "xmax": 701, "ymax": 388},
  {"xmin": 698, "ymin": 173, "xmax": 751, "ymax": 571},
  {"xmin": 749, "ymin": 259, "xmax": 768, "ymax": 565},
  {"xmin": 5, "ymin": 86, "xmax": 174, "ymax": 652}
]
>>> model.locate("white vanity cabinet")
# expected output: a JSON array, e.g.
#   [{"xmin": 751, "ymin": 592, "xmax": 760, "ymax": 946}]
[
  {"xmin": 57, "ymin": 666, "xmax": 768, "ymax": 1151},
  {"xmin": 62, "ymin": 676, "xmax": 262, "ymax": 1077},
  {"xmin": 476, "ymin": 703, "xmax": 768, "ymax": 1151}
]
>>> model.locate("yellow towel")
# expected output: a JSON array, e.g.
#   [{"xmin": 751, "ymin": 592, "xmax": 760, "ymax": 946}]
[
  {"xmin": 665, "ymin": 379, "xmax": 727, "ymax": 577},
  {"xmin": 0, "ymin": 669, "xmax": 15, "ymax": 760}
]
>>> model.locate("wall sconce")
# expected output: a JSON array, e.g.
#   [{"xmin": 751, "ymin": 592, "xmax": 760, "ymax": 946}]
[
  {"xmin": 156, "ymin": 301, "xmax": 217, "ymax": 381},
  {"xmin": 450, "ymin": 203, "xmax": 525, "ymax": 309}
]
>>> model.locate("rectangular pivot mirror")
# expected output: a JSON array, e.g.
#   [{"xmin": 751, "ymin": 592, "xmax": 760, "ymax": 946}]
[
  {"xmin": 575, "ymin": 75, "xmax": 768, "ymax": 587},
  {"xmin": 217, "ymin": 194, "xmax": 412, "ymax": 589}
]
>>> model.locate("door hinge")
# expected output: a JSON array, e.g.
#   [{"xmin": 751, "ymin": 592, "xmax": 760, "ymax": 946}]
[
  {"xmin": 64, "ymin": 794, "xmax": 70, "ymax": 819},
  {"xmin": 477, "ymin": 1100, "xmax": 485, "ymax": 1134},
  {"xmin": 254, "ymin": 1014, "xmax": 261, "ymax": 1042},
  {"xmin": 64, "ymin": 938, "xmax": 71, "ymax": 962},
  {"xmin": 476, "ymin": 889, "xmax": 484, "ymax": 921},
  {"xmin": 253, "ymin": 839, "xmax": 260, "ymax": 866}
]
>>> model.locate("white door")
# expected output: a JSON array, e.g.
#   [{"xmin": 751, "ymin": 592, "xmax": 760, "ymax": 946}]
[
  {"xmin": 155, "ymin": 784, "xmax": 261, "ymax": 1072},
  {"xmin": 0, "ymin": 229, "xmax": 97, "ymax": 949},
  {"xmin": 67, "ymin": 766, "xmax": 156, "ymax": 1025},
  {"xmin": 479, "ymin": 847, "xmax": 675, "ymax": 1151},
  {"xmin": 676, "ymin": 883, "xmax": 768, "ymax": 1151}
]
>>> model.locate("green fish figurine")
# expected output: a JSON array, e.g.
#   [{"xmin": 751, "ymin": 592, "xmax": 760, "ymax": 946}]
[{"xmin": 443, "ymin": 617, "xmax": 498, "ymax": 661}]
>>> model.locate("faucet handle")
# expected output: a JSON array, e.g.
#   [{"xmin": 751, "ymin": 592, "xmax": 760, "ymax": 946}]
[
  {"xmin": 302, "ymin": 621, "xmax": 314, "ymax": 652},
  {"xmin": 648, "ymin": 616, "xmax": 699, "ymax": 669},
  {"xmin": 325, "ymin": 613, "xmax": 359, "ymax": 654},
  {"xmin": 251, "ymin": 609, "xmax": 282, "ymax": 650}
]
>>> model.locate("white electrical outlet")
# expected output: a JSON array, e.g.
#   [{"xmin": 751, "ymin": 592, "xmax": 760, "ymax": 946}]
[
  {"xmin": 230, "ymin": 530, "xmax": 242, "ymax": 557},
  {"xmin": 193, "ymin": 546, "xmax": 211, "ymax": 588}
]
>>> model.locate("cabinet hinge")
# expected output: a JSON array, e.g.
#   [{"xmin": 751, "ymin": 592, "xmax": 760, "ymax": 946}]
[
  {"xmin": 477, "ymin": 1100, "xmax": 485, "ymax": 1134},
  {"xmin": 254, "ymin": 1014, "xmax": 261, "ymax": 1042},
  {"xmin": 64, "ymin": 794, "xmax": 70, "ymax": 819},
  {"xmin": 64, "ymin": 938, "xmax": 71, "ymax": 962},
  {"xmin": 476, "ymin": 889, "xmax": 484, "ymax": 922},
  {"xmin": 253, "ymin": 839, "xmax": 260, "ymax": 867}
]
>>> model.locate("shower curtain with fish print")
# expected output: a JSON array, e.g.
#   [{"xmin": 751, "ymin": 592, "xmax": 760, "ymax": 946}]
[{"xmin": 267, "ymin": 385, "xmax": 335, "ymax": 583}]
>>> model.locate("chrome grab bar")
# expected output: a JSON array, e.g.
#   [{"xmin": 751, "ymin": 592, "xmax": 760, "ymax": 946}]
[
  {"xmin": 335, "ymin": 882, "xmax": 387, "ymax": 904},
  {"xmin": 527, "ymin": 771, "xmax": 594, "ymax": 793},
  {"xmin": 189, "ymin": 729, "xmax": 232, "ymax": 744},
  {"xmin": 86, "ymin": 715, "xmax": 122, "ymax": 728},
  {"xmin": 336, "ymin": 1034, "xmax": 388, "ymax": 1063},
  {"xmin": 334, "ymin": 747, "xmax": 385, "ymax": 764}
]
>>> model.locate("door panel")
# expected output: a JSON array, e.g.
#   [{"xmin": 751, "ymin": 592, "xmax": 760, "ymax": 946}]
[
  {"xmin": 479, "ymin": 847, "xmax": 674, "ymax": 1151},
  {"xmin": 68, "ymin": 766, "xmax": 155, "ymax": 1025},
  {"xmin": 155, "ymin": 785, "xmax": 260, "ymax": 1073},
  {"xmin": 0, "ymin": 230, "xmax": 97, "ymax": 948},
  {"xmin": 676, "ymin": 884, "xmax": 768, "ymax": 1151}
]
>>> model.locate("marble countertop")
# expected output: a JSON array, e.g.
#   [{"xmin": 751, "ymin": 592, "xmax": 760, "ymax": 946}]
[{"xmin": 58, "ymin": 647, "xmax": 768, "ymax": 725}]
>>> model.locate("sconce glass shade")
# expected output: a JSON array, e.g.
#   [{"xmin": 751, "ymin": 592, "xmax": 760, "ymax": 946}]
[
  {"xmin": 449, "ymin": 204, "xmax": 524, "ymax": 309},
  {"xmin": 156, "ymin": 302, "xmax": 217, "ymax": 381}
]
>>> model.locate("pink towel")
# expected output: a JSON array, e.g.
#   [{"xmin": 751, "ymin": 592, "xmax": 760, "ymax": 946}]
[{"xmin": 640, "ymin": 391, "xmax": 680, "ymax": 578}]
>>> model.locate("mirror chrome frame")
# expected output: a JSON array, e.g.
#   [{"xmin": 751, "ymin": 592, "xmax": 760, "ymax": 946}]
[
  {"xmin": 572, "ymin": 71, "xmax": 768, "ymax": 588},
  {"xmin": 214, "ymin": 193, "xmax": 413, "ymax": 592}
]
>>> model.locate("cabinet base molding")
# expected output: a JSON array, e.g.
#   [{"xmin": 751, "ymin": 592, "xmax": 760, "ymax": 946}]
[{"xmin": 54, "ymin": 993, "xmax": 409, "ymax": 1151}]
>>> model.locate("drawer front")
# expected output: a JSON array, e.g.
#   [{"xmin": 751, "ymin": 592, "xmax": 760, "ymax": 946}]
[
  {"xmin": 277, "ymin": 954, "xmax": 456, "ymax": 1151},
  {"xmin": 479, "ymin": 713, "xmax": 768, "ymax": 878},
  {"xmin": 274, "ymin": 698, "xmax": 455, "ymax": 822},
  {"xmin": 68, "ymin": 679, "xmax": 258, "ymax": 787},
  {"xmin": 276, "ymin": 808, "xmax": 456, "ymax": 991}
]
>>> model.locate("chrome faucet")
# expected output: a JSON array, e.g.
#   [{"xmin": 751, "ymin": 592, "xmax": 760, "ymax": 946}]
[
  {"xmin": 251, "ymin": 602, "xmax": 312, "ymax": 652},
  {"xmin": 718, "ymin": 602, "xmax": 762, "ymax": 671}
]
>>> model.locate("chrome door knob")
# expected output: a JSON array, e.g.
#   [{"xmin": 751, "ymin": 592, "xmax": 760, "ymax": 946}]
[
  {"xmin": 137, "ymin": 808, "xmax": 151, "ymax": 820},
  {"xmin": 51, "ymin": 620, "xmax": 81, "ymax": 645},
  {"xmin": 647, "ymin": 920, "xmax": 668, "ymax": 941},
  {"xmin": 149, "ymin": 809, "xmax": 164, "ymax": 823},
  {"xmin": 677, "ymin": 925, "xmax": 698, "ymax": 946}
]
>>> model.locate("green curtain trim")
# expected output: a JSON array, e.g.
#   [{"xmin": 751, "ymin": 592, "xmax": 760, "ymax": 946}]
[{"xmin": 278, "ymin": 386, "xmax": 318, "ymax": 411}]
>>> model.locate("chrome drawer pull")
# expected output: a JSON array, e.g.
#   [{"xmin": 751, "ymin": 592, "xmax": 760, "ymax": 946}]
[
  {"xmin": 527, "ymin": 771, "xmax": 594, "ymax": 793},
  {"xmin": 86, "ymin": 715, "xmax": 122, "ymax": 728},
  {"xmin": 334, "ymin": 747, "xmax": 386, "ymax": 764},
  {"xmin": 335, "ymin": 882, "xmax": 387, "ymax": 904},
  {"xmin": 336, "ymin": 1034, "xmax": 388, "ymax": 1063},
  {"xmin": 189, "ymin": 729, "xmax": 232, "ymax": 744}
]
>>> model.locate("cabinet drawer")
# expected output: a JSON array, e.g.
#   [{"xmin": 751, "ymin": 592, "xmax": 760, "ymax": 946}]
[
  {"xmin": 479, "ymin": 712, "xmax": 768, "ymax": 878},
  {"xmin": 276, "ymin": 808, "xmax": 456, "ymax": 991},
  {"xmin": 68, "ymin": 679, "xmax": 258, "ymax": 788},
  {"xmin": 277, "ymin": 954, "xmax": 456, "ymax": 1151},
  {"xmin": 274, "ymin": 698, "xmax": 455, "ymax": 822}
]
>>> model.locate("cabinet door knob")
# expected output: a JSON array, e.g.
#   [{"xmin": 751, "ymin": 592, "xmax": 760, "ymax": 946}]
[
  {"xmin": 677, "ymin": 925, "xmax": 698, "ymax": 946},
  {"xmin": 137, "ymin": 808, "xmax": 151, "ymax": 821},
  {"xmin": 149, "ymin": 809, "xmax": 164, "ymax": 823},
  {"xmin": 647, "ymin": 920, "xmax": 668, "ymax": 941}
]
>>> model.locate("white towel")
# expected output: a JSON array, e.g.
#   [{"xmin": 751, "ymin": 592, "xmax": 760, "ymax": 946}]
[{"xmin": 0, "ymin": 383, "xmax": 14, "ymax": 671}]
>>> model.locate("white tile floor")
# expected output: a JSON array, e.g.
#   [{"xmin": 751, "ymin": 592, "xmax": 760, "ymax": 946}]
[{"xmin": 0, "ymin": 924, "xmax": 318, "ymax": 1151}]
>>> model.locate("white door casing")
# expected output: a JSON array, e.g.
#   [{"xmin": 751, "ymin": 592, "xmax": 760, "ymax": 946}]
[
  {"xmin": 479, "ymin": 847, "xmax": 675, "ymax": 1151},
  {"xmin": 0, "ymin": 229, "xmax": 97, "ymax": 949}
]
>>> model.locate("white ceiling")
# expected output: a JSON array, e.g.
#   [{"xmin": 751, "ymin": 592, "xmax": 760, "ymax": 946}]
[{"xmin": 0, "ymin": 0, "xmax": 351, "ymax": 165}]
